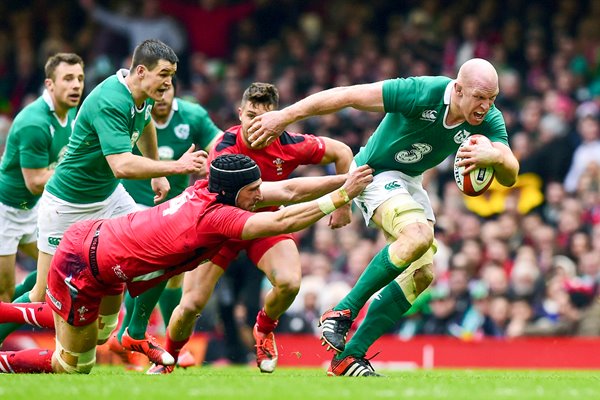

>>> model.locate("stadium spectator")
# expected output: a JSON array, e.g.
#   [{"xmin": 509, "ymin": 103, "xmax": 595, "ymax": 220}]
[
  {"xmin": 160, "ymin": 0, "xmax": 257, "ymax": 60},
  {"xmin": 79, "ymin": 0, "xmax": 187, "ymax": 55},
  {"xmin": 0, "ymin": 154, "xmax": 372, "ymax": 374}
]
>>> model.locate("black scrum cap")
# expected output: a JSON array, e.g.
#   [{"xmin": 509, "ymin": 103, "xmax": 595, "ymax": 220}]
[{"xmin": 208, "ymin": 154, "xmax": 261, "ymax": 206}]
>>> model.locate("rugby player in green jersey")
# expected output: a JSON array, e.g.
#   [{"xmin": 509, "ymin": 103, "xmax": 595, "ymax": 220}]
[
  {"xmin": 111, "ymin": 82, "xmax": 222, "ymax": 369},
  {"xmin": 0, "ymin": 39, "xmax": 206, "ymax": 347},
  {"xmin": 247, "ymin": 58, "xmax": 520, "ymax": 376},
  {"xmin": 0, "ymin": 53, "xmax": 84, "ymax": 305}
]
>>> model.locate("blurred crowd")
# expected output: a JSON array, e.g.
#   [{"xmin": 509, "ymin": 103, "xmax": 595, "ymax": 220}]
[{"xmin": 1, "ymin": 0, "xmax": 600, "ymax": 362}]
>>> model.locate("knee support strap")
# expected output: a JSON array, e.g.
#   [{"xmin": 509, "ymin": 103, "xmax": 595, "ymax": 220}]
[
  {"xmin": 393, "ymin": 243, "xmax": 436, "ymax": 303},
  {"xmin": 380, "ymin": 194, "xmax": 429, "ymax": 238},
  {"xmin": 97, "ymin": 312, "xmax": 119, "ymax": 343},
  {"xmin": 53, "ymin": 338, "xmax": 96, "ymax": 374}
]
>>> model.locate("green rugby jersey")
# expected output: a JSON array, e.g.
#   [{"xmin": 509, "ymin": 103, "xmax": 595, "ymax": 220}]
[
  {"xmin": 45, "ymin": 70, "xmax": 154, "ymax": 203},
  {"xmin": 354, "ymin": 76, "xmax": 509, "ymax": 176},
  {"xmin": 0, "ymin": 90, "xmax": 75, "ymax": 209},
  {"xmin": 122, "ymin": 98, "xmax": 220, "ymax": 206}
]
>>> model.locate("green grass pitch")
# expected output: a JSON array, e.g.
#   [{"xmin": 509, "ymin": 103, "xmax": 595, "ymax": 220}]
[{"xmin": 1, "ymin": 366, "xmax": 600, "ymax": 400}]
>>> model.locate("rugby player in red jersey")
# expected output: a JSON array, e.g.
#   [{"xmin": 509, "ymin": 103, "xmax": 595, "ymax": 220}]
[
  {"xmin": 152, "ymin": 82, "xmax": 353, "ymax": 374},
  {"xmin": 0, "ymin": 154, "xmax": 372, "ymax": 374}
]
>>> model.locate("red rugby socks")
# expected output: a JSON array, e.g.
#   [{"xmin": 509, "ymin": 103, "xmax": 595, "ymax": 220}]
[{"xmin": 0, "ymin": 301, "xmax": 54, "ymax": 329}]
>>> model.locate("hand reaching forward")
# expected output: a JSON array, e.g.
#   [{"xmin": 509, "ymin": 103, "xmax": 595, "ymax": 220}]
[
  {"xmin": 177, "ymin": 145, "xmax": 208, "ymax": 175},
  {"xmin": 342, "ymin": 165, "xmax": 373, "ymax": 199},
  {"xmin": 247, "ymin": 110, "xmax": 289, "ymax": 149}
]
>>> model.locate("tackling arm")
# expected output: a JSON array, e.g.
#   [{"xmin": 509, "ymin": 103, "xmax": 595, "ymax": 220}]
[
  {"xmin": 257, "ymin": 173, "xmax": 347, "ymax": 207},
  {"xmin": 241, "ymin": 165, "xmax": 373, "ymax": 240},
  {"xmin": 248, "ymin": 82, "xmax": 385, "ymax": 148}
]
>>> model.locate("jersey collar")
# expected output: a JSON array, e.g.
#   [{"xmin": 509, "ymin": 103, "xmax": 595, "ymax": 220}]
[
  {"xmin": 42, "ymin": 89, "xmax": 69, "ymax": 127},
  {"xmin": 116, "ymin": 68, "xmax": 131, "ymax": 92},
  {"xmin": 443, "ymin": 79, "xmax": 462, "ymax": 129},
  {"xmin": 42, "ymin": 89, "xmax": 55, "ymax": 111},
  {"xmin": 443, "ymin": 80, "xmax": 454, "ymax": 104},
  {"xmin": 153, "ymin": 98, "xmax": 178, "ymax": 129},
  {"xmin": 116, "ymin": 68, "xmax": 146, "ymax": 112}
]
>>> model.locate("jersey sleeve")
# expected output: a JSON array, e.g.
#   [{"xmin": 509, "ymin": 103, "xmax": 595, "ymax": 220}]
[
  {"xmin": 92, "ymin": 106, "xmax": 134, "ymax": 156},
  {"xmin": 200, "ymin": 204, "xmax": 253, "ymax": 239},
  {"xmin": 483, "ymin": 109, "xmax": 510, "ymax": 147},
  {"xmin": 382, "ymin": 78, "xmax": 421, "ymax": 115},
  {"xmin": 190, "ymin": 104, "xmax": 221, "ymax": 151},
  {"xmin": 19, "ymin": 125, "xmax": 51, "ymax": 169},
  {"xmin": 284, "ymin": 132, "xmax": 326, "ymax": 164}
]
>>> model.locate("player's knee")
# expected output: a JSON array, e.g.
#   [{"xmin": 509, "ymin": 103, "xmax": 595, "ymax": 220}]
[
  {"xmin": 273, "ymin": 274, "xmax": 301, "ymax": 298},
  {"xmin": 180, "ymin": 292, "xmax": 208, "ymax": 316},
  {"xmin": 53, "ymin": 341, "xmax": 96, "ymax": 374},
  {"xmin": 403, "ymin": 223, "xmax": 434, "ymax": 258}
]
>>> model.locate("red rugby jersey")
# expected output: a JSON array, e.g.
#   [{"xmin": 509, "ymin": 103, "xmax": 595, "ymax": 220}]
[
  {"xmin": 207, "ymin": 125, "xmax": 326, "ymax": 181},
  {"xmin": 94, "ymin": 180, "xmax": 252, "ymax": 296}
]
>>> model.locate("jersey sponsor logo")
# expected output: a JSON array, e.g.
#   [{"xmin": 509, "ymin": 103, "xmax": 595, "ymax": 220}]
[
  {"xmin": 420, "ymin": 110, "xmax": 437, "ymax": 122},
  {"xmin": 48, "ymin": 236, "xmax": 61, "ymax": 248},
  {"xmin": 384, "ymin": 181, "xmax": 403, "ymax": 191},
  {"xmin": 273, "ymin": 158, "xmax": 284, "ymax": 175},
  {"xmin": 453, "ymin": 129, "xmax": 471, "ymax": 144},
  {"xmin": 77, "ymin": 305, "xmax": 89, "ymax": 322},
  {"xmin": 112, "ymin": 265, "xmax": 128, "ymax": 281},
  {"xmin": 158, "ymin": 146, "xmax": 175, "ymax": 160},
  {"xmin": 174, "ymin": 124, "xmax": 190, "ymax": 140},
  {"xmin": 45, "ymin": 288, "xmax": 62, "ymax": 310},
  {"xmin": 394, "ymin": 143, "xmax": 432, "ymax": 163},
  {"xmin": 130, "ymin": 131, "xmax": 140, "ymax": 147}
]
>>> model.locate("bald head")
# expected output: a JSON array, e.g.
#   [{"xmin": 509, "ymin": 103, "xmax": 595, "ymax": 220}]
[{"xmin": 457, "ymin": 58, "xmax": 498, "ymax": 91}]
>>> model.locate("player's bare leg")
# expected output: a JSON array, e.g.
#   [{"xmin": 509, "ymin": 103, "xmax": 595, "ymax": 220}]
[
  {"xmin": 0, "ymin": 255, "xmax": 16, "ymax": 302},
  {"xmin": 52, "ymin": 312, "xmax": 99, "ymax": 374},
  {"xmin": 29, "ymin": 251, "xmax": 53, "ymax": 302},
  {"xmin": 253, "ymin": 239, "xmax": 301, "ymax": 373},
  {"xmin": 147, "ymin": 262, "xmax": 223, "ymax": 375}
]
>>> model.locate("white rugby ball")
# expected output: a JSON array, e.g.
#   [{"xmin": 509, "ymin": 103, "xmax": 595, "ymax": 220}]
[{"xmin": 454, "ymin": 135, "xmax": 495, "ymax": 197}]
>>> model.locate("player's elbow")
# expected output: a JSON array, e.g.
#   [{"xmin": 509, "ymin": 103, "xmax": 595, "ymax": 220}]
[
  {"xmin": 24, "ymin": 180, "xmax": 44, "ymax": 196},
  {"xmin": 111, "ymin": 167, "xmax": 129, "ymax": 179}
]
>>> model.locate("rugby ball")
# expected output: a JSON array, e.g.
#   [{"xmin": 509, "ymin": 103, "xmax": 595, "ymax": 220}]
[{"xmin": 454, "ymin": 135, "xmax": 495, "ymax": 197}]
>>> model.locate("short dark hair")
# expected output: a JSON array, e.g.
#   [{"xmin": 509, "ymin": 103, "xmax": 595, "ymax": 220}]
[
  {"xmin": 241, "ymin": 82, "xmax": 279, "ymax": 109},
  {"xmin": 45, "ymin": 53, "xmax": 84, "ymax": 80},
  {"xmin": 131, "ymin": 39, "xmax": 178, "ymax": 71}
]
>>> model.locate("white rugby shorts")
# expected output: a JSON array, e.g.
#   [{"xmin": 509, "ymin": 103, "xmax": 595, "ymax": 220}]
[
  {"xmin": 37, "ymin": 183, "xmax": 140, "ymax": 254},
  {"xmin": 0, "ymin": 202, "xmax": 39, "ymax": 255},
  {"xmin": 351, "ymin": 162, "xmax": 435, "ymax": 227}
]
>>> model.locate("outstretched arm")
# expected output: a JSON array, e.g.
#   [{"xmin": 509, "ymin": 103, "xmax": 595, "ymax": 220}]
[
  {"xmin": 319, "ymin": 136, "xmax": 355, "ymax": 229},
  {"xmin": 241, "ymin": 165, "xmax": 373, "ymax": 240},
  {"xmin": 247, "ymin": 82, "xmax": 385, "ymax": 148},
  {"xmin": 257, "ymin": 173, "xmax": 347, "ymax": 207}
]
